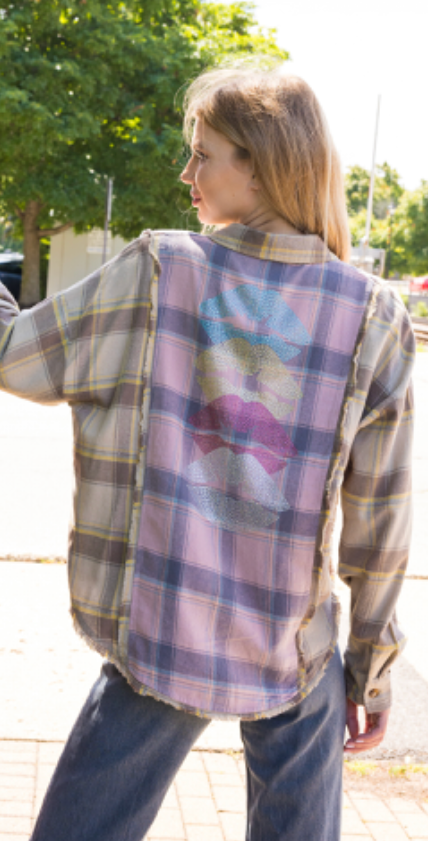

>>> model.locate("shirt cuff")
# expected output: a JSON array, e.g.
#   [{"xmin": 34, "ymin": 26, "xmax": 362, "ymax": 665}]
[{"xmin": 344, "ymin": 637, "xmax": 406, "ymax": 713}]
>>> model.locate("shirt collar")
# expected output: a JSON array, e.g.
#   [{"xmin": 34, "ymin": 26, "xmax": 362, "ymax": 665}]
[{"xmin": 208, "ymin": 223, "xmax": 338, "ymax": 264}]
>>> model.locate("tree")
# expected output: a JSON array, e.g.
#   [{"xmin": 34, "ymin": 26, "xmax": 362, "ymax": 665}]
[
  {"xmin": 389, "ymin": 183, "xmax": 428, "ymax": 276},
  {"xmin": 344, "ymin": 165, "xmax": 371, "ymax": 217},
  {"xmin": 0, "ymin": 214, "xmax": 22, "ymax": 253},
  {"xmin": 345, "ymin": 162, "xmax": 404, "ymax": 224},
  {"xmin": 345, "ymin": 162, "xmax": 408, "ymax": 276},
  {"xmin": 0, "ymin": 0, "xmax": 286, "ymax": 304},
  {"xmin": 345, "ymin": 164, "xmax": 428, "ymax": 276}
]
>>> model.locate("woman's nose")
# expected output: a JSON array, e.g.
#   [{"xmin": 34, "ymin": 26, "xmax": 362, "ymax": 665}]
[{"xmin": 180, "ymin": 160, "xmax": 194, "ymax": 184}]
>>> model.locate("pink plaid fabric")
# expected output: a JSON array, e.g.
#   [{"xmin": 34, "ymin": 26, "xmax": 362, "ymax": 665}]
[{"xmin": 0, "ymin": 226, "xmax": 414, "ymax": 718}]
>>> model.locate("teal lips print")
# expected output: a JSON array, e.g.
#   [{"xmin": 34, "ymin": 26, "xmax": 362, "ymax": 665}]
[{"xmin": 199, "ymin": 286, "xmax": 311, "ymax": 347}]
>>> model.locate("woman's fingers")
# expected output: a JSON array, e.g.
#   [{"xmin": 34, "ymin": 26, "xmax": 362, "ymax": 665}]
[
  {"xmin": 345, "ymin": 698, "xmax": 360, "ymax": 741},
  {"xmin": 344, "ymin": 705, "xmax": 390, "ymax": 755}
]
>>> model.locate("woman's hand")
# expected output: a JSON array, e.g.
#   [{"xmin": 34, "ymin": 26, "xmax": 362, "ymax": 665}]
[{"xmin": 344, "ymin": 698, "xmax": 390, "ymax": 755}]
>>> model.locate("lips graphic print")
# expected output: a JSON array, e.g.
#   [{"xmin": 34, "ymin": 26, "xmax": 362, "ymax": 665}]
[{"xmin": 187, "ymin": 285, "xmax": 311, "ymax": 530}]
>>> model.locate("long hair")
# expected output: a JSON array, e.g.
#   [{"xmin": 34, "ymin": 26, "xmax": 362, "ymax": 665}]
[{"xmin": 183, "ymin": 65, "xmax": 350, "ymax": 262}]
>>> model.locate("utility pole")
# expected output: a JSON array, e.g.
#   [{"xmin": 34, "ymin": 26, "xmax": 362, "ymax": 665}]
[{"xmin": 102, "ymin": 178, "xmax": 113, "ymax": 266}]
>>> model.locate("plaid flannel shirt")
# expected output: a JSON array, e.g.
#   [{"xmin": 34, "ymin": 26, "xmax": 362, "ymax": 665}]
[{"xmin": 0, "ymin": 225, "xmax": 414, "ymax": 719}]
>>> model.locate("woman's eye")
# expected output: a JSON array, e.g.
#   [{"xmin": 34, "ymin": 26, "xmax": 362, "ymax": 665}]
[{"xmin": 195, "ymin": 151, "xmax": 207, "ymax": 161}]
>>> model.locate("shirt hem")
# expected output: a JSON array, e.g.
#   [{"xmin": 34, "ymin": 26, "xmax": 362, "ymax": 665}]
[{"xmin": 71, "ymin": 608, "xmax": 340, "ymax": 722}]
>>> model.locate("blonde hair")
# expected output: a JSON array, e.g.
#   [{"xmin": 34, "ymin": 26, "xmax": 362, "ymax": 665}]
[{"xmin": 183, "ymin": 65, "xmax": 350, "ymax": 262}]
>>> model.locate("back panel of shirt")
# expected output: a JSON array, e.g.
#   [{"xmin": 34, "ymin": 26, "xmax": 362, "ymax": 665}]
[{"xmin": 127, "ymin": 230, "xmax": 373, "ymax": 717}]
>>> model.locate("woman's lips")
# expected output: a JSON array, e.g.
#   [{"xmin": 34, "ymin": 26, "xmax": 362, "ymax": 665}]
[{"xmin": 191, "ymin": 195, "xmax": 202, "ymax": 206}]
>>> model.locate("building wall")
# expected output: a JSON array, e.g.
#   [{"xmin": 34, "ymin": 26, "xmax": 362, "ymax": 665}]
[{"xmin": 47, "ymin": 228, "xmax": 130, "ymax": 297}]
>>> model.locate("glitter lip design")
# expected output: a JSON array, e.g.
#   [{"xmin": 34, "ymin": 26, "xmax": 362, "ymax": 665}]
[
  {"xmin": 191, "ymin": 432, "xmax": 289, "ymax": 475},
  {"xmin": 186, "ymin": 449, "xmax": 290, "ymax": 511},
  {"xmin": 189, "ymin": 396, "xmax": 298, "ymax": 457},
  {"xmin": 187, "ymin": 284, "xmax": 310, "ymax": 530}
]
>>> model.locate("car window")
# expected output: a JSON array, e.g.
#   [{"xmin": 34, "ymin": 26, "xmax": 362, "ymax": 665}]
[{"xmin": 0, "ymin": 261, "xmax": 22, "ymax": 274}]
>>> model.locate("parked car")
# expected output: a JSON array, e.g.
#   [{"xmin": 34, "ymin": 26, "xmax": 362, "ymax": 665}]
[
  {"xmin": 0, "ymin": 252, "xmax": 23, "ymax": 301},
  {"xmin": 409, "ymin": 275, "xmax": 428, "ymax": 294}
]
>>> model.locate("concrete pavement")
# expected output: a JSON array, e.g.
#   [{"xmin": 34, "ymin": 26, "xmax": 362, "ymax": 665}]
[
  {"xmin": 1, "ymin": 739, "xmax": 428, "ymax": 840},
  {"xmin": 1, "ymin": 351, "xmax": 427, "ymax": 838}
]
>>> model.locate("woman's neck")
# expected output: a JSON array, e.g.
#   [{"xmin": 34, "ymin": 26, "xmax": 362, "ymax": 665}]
[{"xmin": 236, "ymin": 207, "xmax": 305, "ymax": 237}]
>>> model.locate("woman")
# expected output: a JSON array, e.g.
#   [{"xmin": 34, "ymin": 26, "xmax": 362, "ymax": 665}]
[{"xmin": 0, "ymin": 66, "xmax": 414, "ymax": 841}]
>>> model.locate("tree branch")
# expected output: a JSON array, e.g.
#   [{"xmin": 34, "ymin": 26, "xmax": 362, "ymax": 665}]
[
  {"xmin": 38, "ymin": 220, "xmax": 74, "ymax": 238},
  {"xmin": 13, "ymin": 205, "xmax": 25, "ymax": 221}
]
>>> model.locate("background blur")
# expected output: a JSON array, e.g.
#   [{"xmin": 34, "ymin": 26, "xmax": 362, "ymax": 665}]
[{"xmin": 1, "ymin": 0, "xmax": 427, "ymax": 302}]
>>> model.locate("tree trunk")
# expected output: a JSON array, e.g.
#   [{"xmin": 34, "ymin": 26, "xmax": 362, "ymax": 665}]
[{"xmin": 21, "ymin": 200, "xmax": 42, "ymax": 306}]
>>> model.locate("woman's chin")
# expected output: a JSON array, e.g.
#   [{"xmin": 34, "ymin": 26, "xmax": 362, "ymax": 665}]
[
  {"xmin": 197, "ymin": 211, "xmax": 233, "ymax": 228},
  {"xmin": 196, "ymin": 208, "xmax": 211, "ymax": 225}
]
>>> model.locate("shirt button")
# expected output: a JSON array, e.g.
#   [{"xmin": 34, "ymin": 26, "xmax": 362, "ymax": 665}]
[{"xmin": 369, "ymin": 689, "xmax": 380, "ymax": 698}]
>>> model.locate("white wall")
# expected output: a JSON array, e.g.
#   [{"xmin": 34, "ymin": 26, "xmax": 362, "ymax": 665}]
[{"xmin": 47, "ymin": 228, "xmax": 130, "ymax": 296}]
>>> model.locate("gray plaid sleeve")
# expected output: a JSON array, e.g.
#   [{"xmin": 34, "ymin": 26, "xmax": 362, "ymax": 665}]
[
  {"xmin": 0, "ymin": 237, "xmax": 151, "ymax": 405},
  {"xmin": 339, "ymin": 285, "xmax": 415, "ymax": 712}
]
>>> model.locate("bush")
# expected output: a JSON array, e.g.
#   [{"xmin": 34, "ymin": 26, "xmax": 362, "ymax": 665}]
[{"xmin": 414, "ymin": 301, "xmax": 428, "ymax": 318}]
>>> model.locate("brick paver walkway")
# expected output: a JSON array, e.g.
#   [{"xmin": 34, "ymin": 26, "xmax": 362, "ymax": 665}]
[{"xmin": 1, "ymin": 740, "xmax": 428, "ymax": 840}]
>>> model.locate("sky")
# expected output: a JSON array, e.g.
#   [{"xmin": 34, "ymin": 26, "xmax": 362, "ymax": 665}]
[{"xmin": 249, "ymin": 0, "xmax": 428, "ymax": 191}]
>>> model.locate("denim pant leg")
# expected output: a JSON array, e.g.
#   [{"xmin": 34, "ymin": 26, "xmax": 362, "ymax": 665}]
[
  {"xmin": 31, "ymin": 662, "xmax": 209, "ymax": 841},
  {"xmin": 241, "ymin": 647, "xmax": 346, "ymax": 841}
]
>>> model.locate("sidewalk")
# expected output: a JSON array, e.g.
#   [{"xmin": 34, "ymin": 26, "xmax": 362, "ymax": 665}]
[{"xmin": 1, "ymin": 739, "xmax": 428, "ymax": 840}]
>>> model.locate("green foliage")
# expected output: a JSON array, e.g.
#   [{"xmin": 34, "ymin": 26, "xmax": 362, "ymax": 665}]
[
  {"xmin": 345, "ymin": 163, "xmax": 404, "ymax": 225},
  {"xmin": 0, "ymin": 215, "xmax": 23, "ymax": 253},
  {"xmin": 388, "ymin": 764, "xmax": 428, "ymax": 776},
  {"xmin": 344, "ymin": 761, "xmax": 377, "ymax": 776},
  {"xmin": 345, "ymin": 164, "xmax": 428, "ymax": 276},
  {"xmin": 374, "ymin": 163, "xmax": 405, "ymax": 218},
  {"xmin": 391, "ymin": 183, "xmax": 428, "ymax": 276},
  {"xmin": 345, "ymin": 165, "xmax": 371, "ymax": 218},
  {"xmin": 414, "ymin": 300, "xmax": 428, "ymax": 318},
  {"xmin": 347, "ymin": 209, "xmax": 367, "ymax": 248},
  {"xmin": 0, "ymin": 0, "xmax": 286, "ymax": 258},
  {"xmin": 39, "ymin": 238, "xmax": 50, "ymax": 299}
]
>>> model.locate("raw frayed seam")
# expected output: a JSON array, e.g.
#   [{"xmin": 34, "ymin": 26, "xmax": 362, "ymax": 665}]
[
  {"xmin": 118, "ymin": 230, "xmax": 160, "ymax": 663},
  {"xmin": 321, "ymin": 278, "xmax": 382, "ymax": 562},
  {"xmin": 299, "ymin": 279, "xmax": 382, "ymax": 698},
  {"xmin": 70, "ymin": 605, "xmax": 341, "ymax": 724}
]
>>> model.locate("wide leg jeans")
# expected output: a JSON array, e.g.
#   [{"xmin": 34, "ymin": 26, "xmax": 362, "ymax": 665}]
[{"xmin": 31, "ymin": 647, "xmax": 346, "ymax": 841}]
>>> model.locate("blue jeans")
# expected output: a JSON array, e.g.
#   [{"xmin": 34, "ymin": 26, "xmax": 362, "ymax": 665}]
[{"xmin": 31, "ymin": 648, "xmax": 346, "ymax": 841}]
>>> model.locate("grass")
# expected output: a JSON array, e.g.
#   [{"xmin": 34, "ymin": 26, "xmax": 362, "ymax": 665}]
[
  {"xmin": 345, "ymin": 760, "xmax": 428, "ymax": 777},
  {"xmin": 344, "ymin": 761, "xmax": 377, "ymax": 776},
  {"xmin": 389, "ymin": 765, "xmax": 428, "ymax": 777}
]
